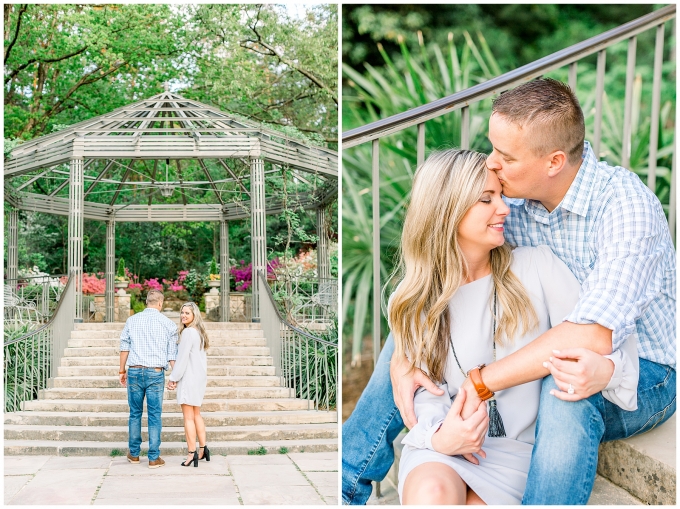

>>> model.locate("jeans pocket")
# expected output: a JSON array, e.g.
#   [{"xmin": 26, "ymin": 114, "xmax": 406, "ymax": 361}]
[{"xmin": 629, "ymin": 367, "xmax": 676, "ymax": 437}]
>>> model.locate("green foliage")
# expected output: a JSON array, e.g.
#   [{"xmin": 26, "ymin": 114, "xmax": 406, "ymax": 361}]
[
  {"xmin": 182, "ymin": 270, "xmax": 205, "ymax": 304},
  {"xmin": 248, "ymin": 446, "xmax": 267, "ymax": 455},
  {"xmin": 116, "ymin": 259, "xmax": 126, "ymax": 279},
  {"xmin": 278, "ymin": 447, "xmax": 289, "ymax": 454},
  {"xmin": 209, "ymin": 257, "xmax": 218, "ymax": 276},
  {"xmin": 110, "ymin": 449, "xmax": 124, "ymax": 457},
  {"xmin": 129, "ymin": 292, "xmax": 146, "ymax": 314},
  {"xmin": 4, "ymin": 325, "xmax": 50, "ymax": 413}
]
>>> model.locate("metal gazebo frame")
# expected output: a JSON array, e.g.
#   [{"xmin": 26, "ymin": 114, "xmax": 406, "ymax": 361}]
[{"xmin": 5, "ymin": 90, "xmax": 338, "ymax": 323}]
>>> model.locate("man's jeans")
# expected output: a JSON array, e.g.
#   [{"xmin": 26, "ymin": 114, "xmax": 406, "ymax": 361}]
[
  {"xmin": 127, "ymin": 367, "xmax": 165, "ymax": 461},
  {"xmin": 342, "ymin": 333, "xmax": 676, "ymax": 505}
]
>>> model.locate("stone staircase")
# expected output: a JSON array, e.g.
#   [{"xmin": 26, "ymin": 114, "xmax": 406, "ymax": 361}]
[{"xmin": 5, "ymin": 322, "xmax": 337, "ymax": 456}]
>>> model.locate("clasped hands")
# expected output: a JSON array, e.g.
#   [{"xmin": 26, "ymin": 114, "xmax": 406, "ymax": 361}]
[
  {"xmin": 391, "ymin": 347, "xmax": 614, "ymax": 460},
  {"xmin": 167, "ymin": 380, "xmax": 177, "ymax": 390}
]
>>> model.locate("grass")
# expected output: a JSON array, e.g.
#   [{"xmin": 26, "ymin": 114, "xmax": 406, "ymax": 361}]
[
  {"xmin": 140, "ymin": 450, "xmax": 148, "ymax": 457},
  {"xmin": 110, "ymin": 449, "xmax": 124, "ymax": 457},
  {"xmin": 278, "ymin": 447, "xmax": 288, "ymax": 454},
  {"xmin": 247, "ymin": 446, "xmax": 267, "ymax": 455}
]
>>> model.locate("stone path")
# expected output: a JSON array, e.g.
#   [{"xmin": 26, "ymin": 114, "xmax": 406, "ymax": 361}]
[{"xmin": 5, "ymin": 451, "xmax": 338, "ymax": 505}]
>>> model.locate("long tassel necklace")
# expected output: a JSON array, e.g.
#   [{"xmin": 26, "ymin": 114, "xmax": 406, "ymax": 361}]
[{"xmin": 449, "ymin": 286, "xmax": 506, "ymax": 438}]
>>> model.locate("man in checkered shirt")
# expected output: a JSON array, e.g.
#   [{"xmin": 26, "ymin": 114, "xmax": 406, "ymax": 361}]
[
  {"xmin": 342, "ymin": 78, "xmax": 675, "ymax": 505},
  {"xmin": 119, "ymin": 289, "xmax": 178, "ymax": 469}
]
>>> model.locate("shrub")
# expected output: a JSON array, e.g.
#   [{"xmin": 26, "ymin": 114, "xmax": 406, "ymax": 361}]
[
  {"xmin": 116, "ymin": 259, "xmax": 126, "ymax": 280},
  {"xmin": 248, "ymin": 446, "xmax": 267, "ymax": 455}
]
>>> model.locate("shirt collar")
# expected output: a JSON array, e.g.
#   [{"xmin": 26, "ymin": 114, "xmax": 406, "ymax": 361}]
[
  {"xmin": 519, "ymin": 141, "xmax": 596, "ymax": 221},
  {"xmin": 144, "ymin": 307, "xmax": 160, "ymax": 313}
]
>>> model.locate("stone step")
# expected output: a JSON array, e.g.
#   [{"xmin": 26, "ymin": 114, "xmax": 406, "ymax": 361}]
[
  {"xmin": 70, "ymin": 330, "xmax": 265, "ymax": 340},
  {"xmin": 67, "ymin": 337, "xmax": 267, "ymax": 348},
  {"xmin": 62, "ymin": 345, "xmax": 271, "ymax": 357},
  {"xmin": 60, "ymin": 355, "xmax": 273, "ymax": 367},
  {"xmin": 597, "ymin": 414, "xmax": 675, "ymax": 505},
  {"xmin": 57, "ymin": 365, "xmax": 276, "ymax": 377},
  {"xmin": 74, "ymin": 322, "xmax": 262, "ymax": 331},
  {"xmin": 22, "ymin": 398, "xmax": 314, "ymax": 413},
  {"xmin": 38, "ymin": 387, "xmax": 294, "ymax": 401},
  {"xmin": 4, "ymin": 438, "xmax": 337, "ymax": 456},
  {"xmin": 4, "ymin": 423, "xmax": 338, "ymax": 442},
  {"xmin": 51, "ymin": 375, "xmax": 282, "ymax": 389},
  {"xmin": 5, "ymin": 410, "xmax": 337, "ymax": 427}
]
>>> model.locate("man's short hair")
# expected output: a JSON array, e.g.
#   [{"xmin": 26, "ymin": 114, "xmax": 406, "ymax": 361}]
[
  {"xmin": 146, "ymin": 289, "xmax": 164, "ymax": 307},
  {"xmin": 492, "ymin": 78, "xmax": 585, "ymax": 166}
]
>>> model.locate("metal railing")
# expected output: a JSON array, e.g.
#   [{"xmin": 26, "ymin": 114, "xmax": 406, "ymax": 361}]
[
  {"xmin": 269, "ymin": 276, "xmax": 338, "ymax": 326},
  {"xmin": 342, "ymin": 5, "xmax": 676, "ymax": 366},
  {"xmin": 4, "ymin": 274, "xmax": 67, "ymax": 324},
  {"xmin": 4, "ymin": 273, "xmax": 75, "ymax": 413},
  {"xmin": 259, "ymin": 272, "xmax": 337, "ymax": 411}
]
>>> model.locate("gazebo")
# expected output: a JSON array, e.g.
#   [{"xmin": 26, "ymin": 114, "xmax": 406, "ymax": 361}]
[{"xmin": 4, "ymin": 90, "xmax": 338, "ymax": 323}]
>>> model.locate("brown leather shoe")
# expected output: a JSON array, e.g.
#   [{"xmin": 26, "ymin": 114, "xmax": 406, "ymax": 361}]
[
  {"xmin": 148, "ymin": 457, "xmax": 165, "ymax": 469},
  {"xmin": 126, "ymin": 452, "xmax": 139, "ymax": 464}
]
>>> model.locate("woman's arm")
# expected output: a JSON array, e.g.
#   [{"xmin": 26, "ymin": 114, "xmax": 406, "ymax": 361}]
[{"xmin": 168, "ymin": 330, "xmax": 194, "ymax": 382}]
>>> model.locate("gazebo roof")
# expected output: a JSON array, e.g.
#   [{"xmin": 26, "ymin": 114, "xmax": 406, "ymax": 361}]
[{"xmin": 4, "ymin": 91, "xmax": 337, "ymax": 222}]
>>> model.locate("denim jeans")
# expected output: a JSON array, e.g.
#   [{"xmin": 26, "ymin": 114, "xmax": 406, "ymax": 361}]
[
  {"xmin": 127, "ymin": 367, "xmax": 165, "ymax": 461},
  {"xmin": 522, "ymin": 358, "xmax": 676, "ymax": 505},
  {"xmin": 342, "ymin": 334, "xmax": 404, "ymax": 505},
  {"xmin": 342, "ymin": 334, "xmax": 676, "ymax": 505}
]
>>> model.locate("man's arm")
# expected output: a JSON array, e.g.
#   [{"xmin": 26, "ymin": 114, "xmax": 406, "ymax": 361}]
[{"xmin": 119, "ymin": 350, "xmax": 129, "ymax": 386}]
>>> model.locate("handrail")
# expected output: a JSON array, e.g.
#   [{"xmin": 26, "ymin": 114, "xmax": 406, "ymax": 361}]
[
  {"xmin": 342, "ymin": 4, "xmax": 676, "ymax": 148},
  {"xmin": 258, "ymin": 272, "xmax": 336, "ymax": 347},
  {"xmin": 5, "ymin": 274, "xmax": 73, "ymax": 346}
]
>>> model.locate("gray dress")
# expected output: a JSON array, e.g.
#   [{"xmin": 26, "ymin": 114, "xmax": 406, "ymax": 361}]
[
  {"xmin": 168, "ymin": 327, "xmax": 208, "ymax": 406},
  {"xmin": 396, "ymin": 246, "xmax": 639, "ymax": 504}
]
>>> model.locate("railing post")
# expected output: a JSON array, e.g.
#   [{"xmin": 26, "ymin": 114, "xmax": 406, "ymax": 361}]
[
  {"xmin": 7, "ymin": 207, "xmax": 19, "ymax": 285},
  {"xmin": 220, "ymin": 219, "xmax": 230, "ymax": 322},
  {"xmin": 460, "ymin": 107, "xmax": 470, "ymax": 150},
  {"xmin": 250, "ymin": 157, "xmax": 266, "ymax": 322},
  {"xmin": 105, "ymin": 219, "xmax": 115, "ymax": 322},
  {"xmin": 593, "ymin": 50, "xmax": 606, "ymax": 160},
  {"xmin": 372, "ymin": 140, "xmax": 381, "ymax": 366},
  {"xmin": 568, "ymin": 62, "xmax": 578, "ymax": 92},
  {"xmin": 68, "ymin": 157, "xmax": 84, "ymax": 322},
  {"xmin": 316, "ymin": 207, "xmax": 330, "ymax": 280},
  {"xmin": 417, "ymin": 123, "xmax": 425, "ymax": 167},
  {"xmin": 648, "ymin": 22, "xmax": 665, "ymax": 192},
  {"xmin": 622, "ymin": 36, "xmax": 637, "ymax": 169}
]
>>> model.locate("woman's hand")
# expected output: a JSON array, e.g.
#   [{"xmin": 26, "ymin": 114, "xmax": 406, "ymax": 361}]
[
  {"xmin": 543, "ymin": 348, "xmax": 615, "ymax": 401},
  {"xmin": 430, "ymin": 389, "xmax": 489, "ymax": 464},
  {"xmin": 390, "ymin": 352, "xmax": 445, "ymax": 429},
  {"xmin": 167, "ymin": 380, "xmax": 177, "ymax": 390}
]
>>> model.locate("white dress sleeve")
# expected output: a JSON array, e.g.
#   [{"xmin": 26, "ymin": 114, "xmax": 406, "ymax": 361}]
[
  {"xmin": 530, "ymin": 245, "xmax": 639, "ymax": 411},
  {"xmin": 169, "ymin": 329, "xmax": 195, "ymax": 382},
  {"xmin": 401, "ymin": 383, "xmax": 453, "ymax": 451}
]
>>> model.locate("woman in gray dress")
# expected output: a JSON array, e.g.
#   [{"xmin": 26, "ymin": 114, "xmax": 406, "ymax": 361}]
[
  {"xmin": 390, "ymin": 150, "xmax": 638, "ymax": 504},
  {"xmin": 167, "ymin": 302, "xmax": 210, "ymax": 467}
]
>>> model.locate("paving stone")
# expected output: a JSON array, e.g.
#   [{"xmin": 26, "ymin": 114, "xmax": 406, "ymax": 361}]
[
  {"xmin": 41, "ymin": 456, "xmax": 112, "ymax": 470},
  {"xmin": 290, "ymin": 457, "xmax": 338, "ymax": 472},
  {"xmin": 238, "ymin": 484, "xmax": 324, "ymax": 505},
  {"xmin": 226, "ymin": 454, "xmax": 293, "ymax": 466},
  {"xmin": 229, "ymin": 464, "xmax": 310, "ymax": 486},
  {"xmin": 4, "ymin": 456, "xmax": 51, "ymax": 475},
  {"xmin": 305, "ymin": 471, "xmax": 338, "ymax": 487},
  {"xmin": 106, "ymin": 455, "xmax": 229, "ymax": 475},
  {"xmin": 95, "ymin": 475, "xmax": 240, "ymax": 504},
  {"xmin": 4, "ymin": 476, "xmax": 33, "ymax": 504},
  {"xmin": 7, "ymin": 468, "xmax": 106, "ymax": 505}
]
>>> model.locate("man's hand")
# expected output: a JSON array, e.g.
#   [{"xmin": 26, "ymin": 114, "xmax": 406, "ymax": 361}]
[
  {"xmin": 119, "ymin": 372, "xmax": 126, "ymax": 387},
  {"xmin": 543, "ymin": 348, "xmax": 615, "ymax": 401},
  {"xmin": 390, "ymin": 352, "xmax": 445, "ymax": 429},
  {"xmin": 167, "ymin": 380, "xmax": 177, "ymax": 391},
  {"xmin": 431, "ymin": 389, "xmax": 489, "ymax": 464},
  {"xmin": 458, "ymin": 376, "xmax": 483, "ymax": 420}
]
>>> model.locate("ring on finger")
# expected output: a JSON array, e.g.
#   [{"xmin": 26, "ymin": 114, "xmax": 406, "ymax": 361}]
[{"xmin": 568, "ymin": 384, "xmax": 575, "ymax": 395}]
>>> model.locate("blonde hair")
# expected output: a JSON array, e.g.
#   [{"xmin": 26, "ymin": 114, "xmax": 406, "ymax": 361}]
[
  {"xmin": 178, "ymin": 302, "xmax": 209, "ymax": 350},
  {"xmin": 388, "ymin": 149, "xmax": 538, "ymax": 383}
]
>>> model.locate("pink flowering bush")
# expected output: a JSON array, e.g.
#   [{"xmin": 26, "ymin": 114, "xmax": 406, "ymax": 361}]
[
  {"xmin": 82, "ymin": 273, "xmax": 106, "ymax": 295},
  {"xmin": 230, "ymin": 259, "xmax": 280, "ymax": 292}
]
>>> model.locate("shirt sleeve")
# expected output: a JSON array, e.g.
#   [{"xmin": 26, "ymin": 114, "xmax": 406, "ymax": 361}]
[
  {"xmin": 167, "ymin": 322, "xmax": 179, "ymax": 362},
  {"xmin": 602, "ymin": 332, "xmax": 639, "ymax": 411},
  {"xmin": 400, "ymin": 383, "xmax": 453, "ymax": 451},
  {"xmin": 169, "ymin": 330, "xmax": 192, "ymax": 382},
  {"xmin": 119, "ymin": 320, "xmax": 131, "ymax": 352},
  {"xmin": 564, "ymin": 192, "xmax": 666, "ymax": 351}
]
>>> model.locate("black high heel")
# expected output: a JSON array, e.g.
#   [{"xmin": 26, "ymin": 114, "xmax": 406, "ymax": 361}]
[
  {"xmin": 181, "ymin": 450, "xmax": 198, "ymax": 467},
  {"xmin": 199, "ymin": 445, "xmax": 210, "ymax": 462}
]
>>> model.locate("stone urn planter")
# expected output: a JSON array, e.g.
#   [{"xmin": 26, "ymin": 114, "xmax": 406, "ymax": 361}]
[
  {"xmin": 207, "ymin": 280, "xmax": 220, "ymax": 294},
  {"xmin": 114, "ymin": 280, "xmax": 129, "ymax": 296}
]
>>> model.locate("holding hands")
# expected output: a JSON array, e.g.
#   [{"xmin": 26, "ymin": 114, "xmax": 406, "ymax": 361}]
[
  {"xmin": 390, "ymin": 352, "xmax": 445, "ymax": 429},
  {"xmin": 167, "ymin": 380, "xmax": 177, "ymax": 391}
]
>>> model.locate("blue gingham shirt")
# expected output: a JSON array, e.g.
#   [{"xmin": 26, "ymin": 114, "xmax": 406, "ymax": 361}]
[
  {"xmin": 119, "ymin": 308, "xmax": 179, "ymax": 368},
  {"xmin": 504, "ymin": 142, "xmax": 676, "ymax": 368}
]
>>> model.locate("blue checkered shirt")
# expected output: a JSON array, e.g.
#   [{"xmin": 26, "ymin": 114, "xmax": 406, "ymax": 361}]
[
  {"xmin": 119, "ymin": 308, "xmax": 179, "ymax": 368},
  {"xmin": 504, "ymin": 142, "xmax": 676, "ymax": 368}
]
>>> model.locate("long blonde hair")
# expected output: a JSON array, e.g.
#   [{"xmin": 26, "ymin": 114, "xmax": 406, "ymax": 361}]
[
  {"xmin": 178, "ymin": 302, "xmax": 209, "ymax": 350},
  {"xmin": 388, "ymin": 149, "xmax": 538, "ymax": 383}
]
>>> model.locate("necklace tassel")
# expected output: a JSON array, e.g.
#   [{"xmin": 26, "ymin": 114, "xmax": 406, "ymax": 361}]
[{"xmin": 487, "ymin": 398, "xmax": 506, "ymax": 438}]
